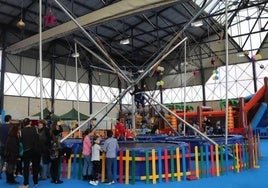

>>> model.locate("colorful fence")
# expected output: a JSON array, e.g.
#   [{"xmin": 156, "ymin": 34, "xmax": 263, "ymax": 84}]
[
  {"xmin": 60, "ymin": 136, "xmax": 261, "ymax": 184},
  {"xmin": 254, "ymin": 127, "xmax": 268, "ymax": 138}
]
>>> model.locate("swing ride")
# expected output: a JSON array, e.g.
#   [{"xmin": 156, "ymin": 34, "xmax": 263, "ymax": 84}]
[{"xmin": 52, "ymin": 0, "xmax": 248, "ymax": 148}]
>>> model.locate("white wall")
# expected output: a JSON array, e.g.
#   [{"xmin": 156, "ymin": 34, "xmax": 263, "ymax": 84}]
[{"xmin": 3, "ymin": 96, "xmax": 120, "ymax": 124}]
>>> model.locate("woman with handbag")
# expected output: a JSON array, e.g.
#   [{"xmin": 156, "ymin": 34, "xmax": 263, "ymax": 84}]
[{"xmin": 50, "ymin": 121, "xmax": 63, "ymax": 184}]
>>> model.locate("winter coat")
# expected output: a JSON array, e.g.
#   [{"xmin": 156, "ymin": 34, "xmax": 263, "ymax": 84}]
[{"xmin": 5, "ymin": 135, "xmax": 19, "ymax": 164}]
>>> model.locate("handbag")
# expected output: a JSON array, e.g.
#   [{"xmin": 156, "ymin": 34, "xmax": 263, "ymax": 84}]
[{"xmin": 50, "ymin": 142, "xmax": 59, "ymax": 160}]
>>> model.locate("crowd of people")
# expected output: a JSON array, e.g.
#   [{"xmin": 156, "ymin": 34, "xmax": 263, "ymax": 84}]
[
  {"xmin": 0, "ymin": 115, "xmax": 64, "ymax": 188},
  {"xmin": 0, "ymin": 111, "xmax": 227, "ymax": 188},
  {"xmin": 82, "ymin": 129, "xmax": 119, "ymax": 186},
  {"xmin": 0, "ymin": 114, "xmax": 120, "ymax": 187}
]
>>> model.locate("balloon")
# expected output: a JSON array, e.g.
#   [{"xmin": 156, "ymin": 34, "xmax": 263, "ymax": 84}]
[
  {"xmin": 256, "ymin": 54, "xmax": 262, "ymax": 60},
  {"xmin": 160, "ymin": 80, "xmax": 164, "ymax": 86},
  {"xmin": 213, "ymin": 75, "xmax": 219, "ymax": 80},
  {"xmin": 260, "ymin": 64, "xmax": 264, "ymax": 69},
  {"xmin": 156, "ymin": 81, "xmax": 160, "ymax": 86},
  {"xmin": 157, "ymin": 66, "xmax": 164, "ymax": 72}
]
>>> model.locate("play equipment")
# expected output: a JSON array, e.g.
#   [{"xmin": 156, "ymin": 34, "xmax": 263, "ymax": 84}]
[
  {"xmin": 165, "ymin": 103, "xmax": 194, "ymax": 130},
  {"xmin": 118, "ymin": 140, "xmax": 188, "ymax": 180},
  {"xmin": 166, "ymin": 134, "xmax": 244, "ymax": 152},
  {"xmin": 239, "ymin": 77, "xmax": 268, "ymax": 137},
  {"xmin": 170, "ymin": 110, "xmax": 178, "ymax": 131},
  {"xmin": 60, "ymin": 134, "xmax": 260, "ymax": 184},
  {"xmin": 136, "ymin": 134, "xmax": 244, "ymax": 151},
  {"xmin": 165, "ymin": 104, "xmax": 237, "ymax": 134},
  {"xmin": 163, "ymin": 77, "xmax": 268, "ymax": 136}
]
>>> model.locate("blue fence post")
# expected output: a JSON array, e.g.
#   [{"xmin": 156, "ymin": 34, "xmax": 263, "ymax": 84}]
[
  {"xmin": 181, "ymin": 146, "xmax": 186, "ymax": 180},
  {"xmin": 225, "ymin": 145, "xmax": 229, "ymax": 175},
  {"xmin": 205, "ymin": 144, "xmax": 209, "ymax": 177}
]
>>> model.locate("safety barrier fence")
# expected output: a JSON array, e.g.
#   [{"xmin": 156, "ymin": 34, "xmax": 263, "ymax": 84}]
[
  {"xmin": 59, "ymin": 135, "xmax": 261, "ymax": 184},
  {"xmin": 254, "ymin": 127, "xmax": 268, "ymax": 138}
]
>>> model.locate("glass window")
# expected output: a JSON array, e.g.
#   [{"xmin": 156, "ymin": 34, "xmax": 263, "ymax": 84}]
[
  {"xmin": 4, "ymin": 72, "xmax": 21, "ymax": 96},
  {"xmin": 55, "ymin": 79, "xmax": 67, "ymax": 100},
  {"xmin": 205, "ymin": 62, "xmax": 256, "ymax": 100},
  {"xmin": 79, "ymin": 83, "xmax": 89, "ymax": 101},
  {"xmin": 66, "ymin": 81, "xmax": 77, "ymax": 100},
  {"xmin": 3, "ymin": 59, "xmax": 268, "ymax": 104}
]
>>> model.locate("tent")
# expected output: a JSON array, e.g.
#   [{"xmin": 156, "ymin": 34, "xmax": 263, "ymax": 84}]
[
  {"xmin": 59, "ymin": 108, "xmax": 89, "ymax": 121},
  {"xmin": 32, "ymin": 108, "xmax": 60, "ymax": 120}
]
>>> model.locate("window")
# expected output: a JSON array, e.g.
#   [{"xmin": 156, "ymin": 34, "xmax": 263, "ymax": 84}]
[{"xmin": 4, "ymin": 59, "xmax": 268, "ymax": 104}]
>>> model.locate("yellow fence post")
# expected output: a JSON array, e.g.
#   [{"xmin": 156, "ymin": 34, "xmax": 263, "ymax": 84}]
[
  {"xmin": 152, "ymin": 149, "xmax": 156, "ymax": 184},
  {"xmin": 215, "ymin": 145, "xmax": 220, "ymax": 176},
  {"xmin": 125, "ymin": 149, "xmax": 130, "ymax": 184},
  {"xmin": 176, "ymin": 148, "xmax": 181, "ymax": 181},
  {"xmin": 195, "ymin": 146, "xmax": 199, "ymax": 179}
]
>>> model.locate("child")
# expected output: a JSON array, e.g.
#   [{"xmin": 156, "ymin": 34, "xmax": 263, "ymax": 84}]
[
  {"xmin": 103, "ymin": 130, "xmax": 119, "ymax": 184},
  {"xmin": 89, "ymin": 135, "xmax": 102, "ymax": 186}
]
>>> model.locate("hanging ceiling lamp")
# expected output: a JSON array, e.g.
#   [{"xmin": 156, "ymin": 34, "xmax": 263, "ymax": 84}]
[
  {"xmin": 17, "ymin": 0, "xmax": 25, "ymax": 29},
  {"xmin": 17, "ymin": 19, "xmax": 25, "ymax": 29}
]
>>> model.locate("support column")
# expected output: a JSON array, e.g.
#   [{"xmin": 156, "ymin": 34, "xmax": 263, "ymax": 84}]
[
  {"xmin": 118, "ymin": 77, "xmax": 122, "ymax": 114},
  {"xmin": 50, "ymin": 51, "xmax": 56, "ymax": 113},
  {"xmin": 0, "ymin": 30, "xmax": 6, "ymax": 114},
  {"xmin": 201, "ymin": 69, "xmax": 206, "ymax": 106},
  {"xmin": 88, "ymin": 69, "xmax": 93, "ymax": 114},
  {"xmin": 252, "ymin": 60, "xmax": 257, "ymax": 92},
  {"xmin": 199, "ymin": 48, "xmax": 206, "ymax": 106}
]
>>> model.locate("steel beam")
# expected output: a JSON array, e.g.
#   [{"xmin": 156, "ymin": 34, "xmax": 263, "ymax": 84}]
[{"xmin": 6, "ymin": 0, "xmax": 180, "ymax": 54}]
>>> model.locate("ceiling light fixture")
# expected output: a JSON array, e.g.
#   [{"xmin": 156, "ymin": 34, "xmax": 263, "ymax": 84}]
[
  {"xmin": 191, "ymin": 20, "xmax": 203, "ymax": 27},
  {"xmin": 72, "ymin": 53, "xmax": 80, "ymax": 58},
  {"xmin": 17, "ymin": 0, "xmax": 25, "ymax": 29},
  {"xmin": 17, "ymin": 19, "xmax": 26, "ymax": 29},
  {"xmin": 120, "ymin": 38, "xmax": 130, "ymax": 45}
]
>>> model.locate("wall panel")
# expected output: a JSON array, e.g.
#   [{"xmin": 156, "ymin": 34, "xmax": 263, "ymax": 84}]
[
  {"xmin": 4, "ymin": 96, "xmax": 120, "ymax": 123},
  {"xmin": 4, "ymin": 96, "xmax": 29, "ymax": 119}
]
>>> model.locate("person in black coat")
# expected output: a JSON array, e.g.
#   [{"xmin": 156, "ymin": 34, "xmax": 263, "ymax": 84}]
[
  {"xmin": 19, "ymin": 118, "xmax": 40, "ymax": 188},
  {"xmin": 5, "ymin": 124, "xmax": 20, "ymax": 184},
  {"xmin": 37, "ymin": 119, "xmax": 51, "ymax": 180},
  {"xmin": 0, "ymin": 115, "xmax": 13, "ymax": 179}
]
